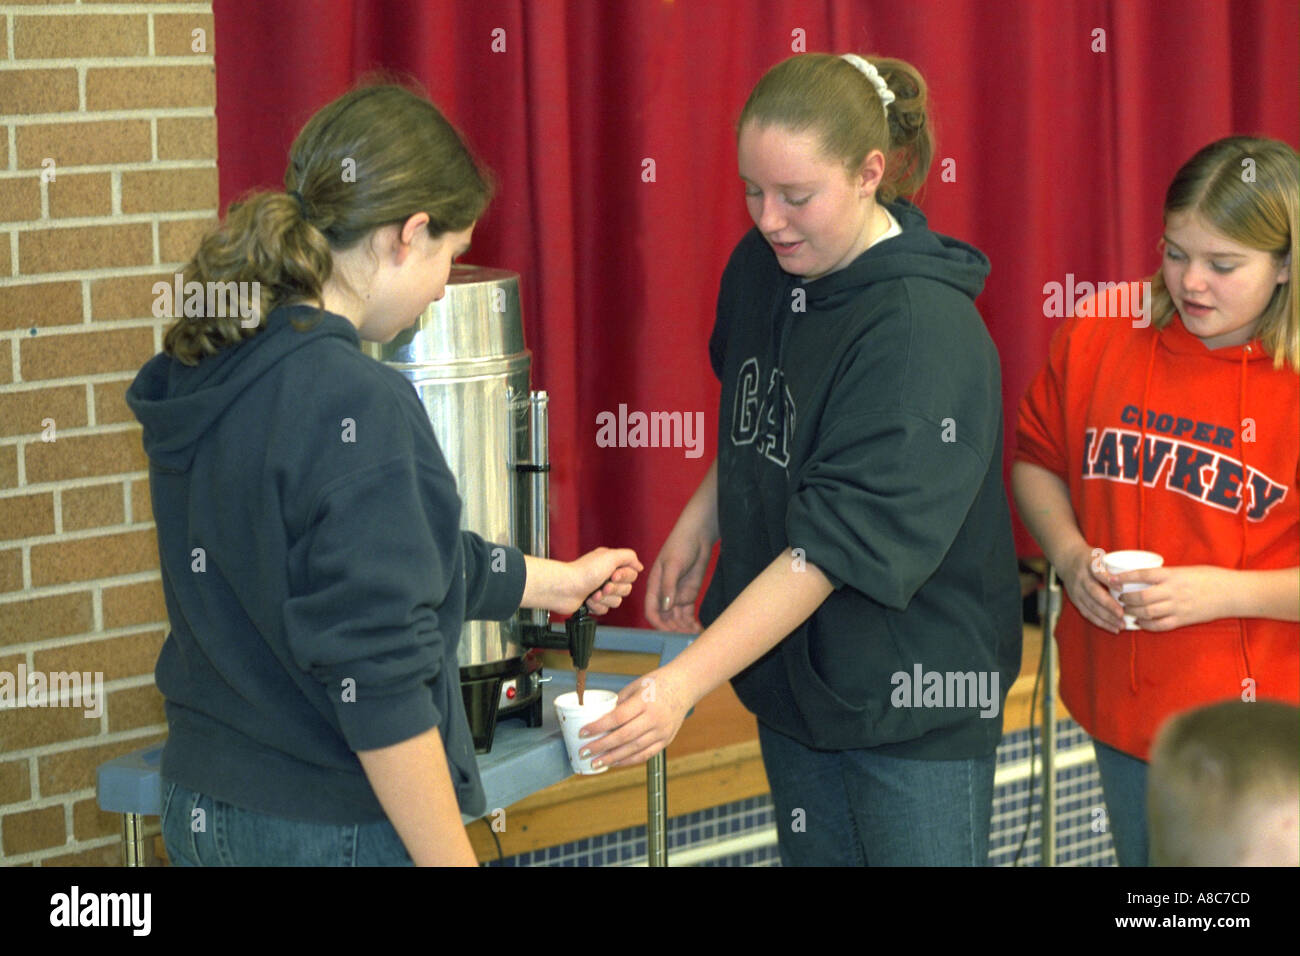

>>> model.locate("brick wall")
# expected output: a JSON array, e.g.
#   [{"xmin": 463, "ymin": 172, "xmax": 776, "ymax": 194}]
[{"xmin": 0, "ymin": 0, "xmax": 216, "ymax": 866}]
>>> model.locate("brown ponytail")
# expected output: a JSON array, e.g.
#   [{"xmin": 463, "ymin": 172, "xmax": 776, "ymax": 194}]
[
  {"xmin": 870, "ymin": 57, "xmax": 933, "ymax": 203},
  {"xmin": 164, "ymin": 74, "xmax": 493, "ymax": 365}
]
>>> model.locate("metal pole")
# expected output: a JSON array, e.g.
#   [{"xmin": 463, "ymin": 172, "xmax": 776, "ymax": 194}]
[
  {"xmin": 646, "ymin": 750, "xmax": 667, "ymax": 866},
  {"xmin": 1041, "ymin": 566, "xmax": 1062, "ymax": 867},
  {"xmin": 122, "ymin": 812, "xmax": 145, "ymax": 867},
  {"xmin": 526, "ymin": 390, "xmax": 551, "ymax": 629}
]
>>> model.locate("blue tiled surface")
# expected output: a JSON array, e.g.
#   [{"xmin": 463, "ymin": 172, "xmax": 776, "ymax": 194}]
[{"xmin": 486, "ymin": 717, "xmax": 1116, "ymax": 867}]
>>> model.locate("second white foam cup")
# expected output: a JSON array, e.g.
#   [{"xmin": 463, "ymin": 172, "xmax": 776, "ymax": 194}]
[
  {"xmin": 554, "ymin": 689, "xmax": 619, "ymax": 774},
  {"xmin": 1102, "ymin": 550, "xmax": 1164, "ymax": 630}
]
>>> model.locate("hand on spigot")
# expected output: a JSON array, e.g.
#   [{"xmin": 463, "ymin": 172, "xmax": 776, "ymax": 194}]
[
  {"xmin": 572, "ymin": 547, "xmax": 643, "ymax": 616},
  {"xmin": 521, "ymin": 548, "xmax": 643, "ymax": 616}
]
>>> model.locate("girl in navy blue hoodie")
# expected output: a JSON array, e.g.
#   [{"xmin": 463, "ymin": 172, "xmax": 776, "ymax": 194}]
[
  {"xmin": 127, "ymin": 81, "xmax": 640, "ymax": 867},
  {"xmin": 585, "ymin": 53, "xmax": 1021, "ymax": 866}
]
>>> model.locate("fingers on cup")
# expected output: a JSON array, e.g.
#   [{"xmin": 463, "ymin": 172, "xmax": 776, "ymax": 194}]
[
  {"xmin": 580, "ymin": 708, "xmax": 621, "ymax": 737},
  {"xmin": 598, "ymin": 730, "xmax": 658, "ymax": 768},
  {"xmin": 581, "ymin": 717, "xmax": 614, "ymax": 743},
  {"xmin": 1091, "ymin": 591, "xmax": 1123, "ymax": 632},
  {"xmin": 586, "ymin": 718, "xmax": 646, "ymax": 764},
  {"xmin": 619, "ymin": 741, "xmax": 665, "ymax": 767}
]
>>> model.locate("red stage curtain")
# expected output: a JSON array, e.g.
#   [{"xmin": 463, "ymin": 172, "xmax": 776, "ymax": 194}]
[{"xmin": 212, "ymin": 0, "xmax": 1299, "ymax": 626}]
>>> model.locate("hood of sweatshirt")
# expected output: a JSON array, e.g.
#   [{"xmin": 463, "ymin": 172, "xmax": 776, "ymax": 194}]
[
  {"xmin": 126, "ymin": 305, "xmax": 359, "ymax": 474},
  {"xmin": 800, "ymin": 198, "xmax": 990, "ymax": 308}
]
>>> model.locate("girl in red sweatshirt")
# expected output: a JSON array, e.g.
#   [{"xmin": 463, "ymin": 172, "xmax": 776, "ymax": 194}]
[{"xmin": 1014, "ymin": 136, "xmax": 1298, "ymax": 866}]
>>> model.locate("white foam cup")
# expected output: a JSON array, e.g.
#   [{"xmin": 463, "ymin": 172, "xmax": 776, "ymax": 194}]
[
  {"xmin": 1102, "ymin": 550, "xmax": 1164, "ymax": 630},
  {"xmin": 554, "ymin": 689, "xmax": 619, "ymax": 774}
]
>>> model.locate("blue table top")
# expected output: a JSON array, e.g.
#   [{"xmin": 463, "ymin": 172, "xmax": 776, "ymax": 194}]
[{"xmin": 96, "ymin": 627, "xmax": 692, "ymax": 824}]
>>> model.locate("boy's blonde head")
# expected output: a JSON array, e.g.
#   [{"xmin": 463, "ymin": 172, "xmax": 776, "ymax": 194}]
[{"xmin": 1148, "ymin": 700, "xmax": 1299, "ymax": 866}]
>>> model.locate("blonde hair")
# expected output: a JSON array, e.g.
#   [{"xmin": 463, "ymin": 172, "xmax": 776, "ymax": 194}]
[
  {"xmin": 163, "ymin": 74, "xmax": 493, "ymax": 365},
  {"xmin": 1148, "ymin": 136, "xmax": 1298, "ymax": 372},
  {"xmin": 1147, "ymin": 699, "xmax": 1300, "ymax": 866},
  {"xmin": 737, "ymin": 52, "xmax": 934, "ymax": 204}
]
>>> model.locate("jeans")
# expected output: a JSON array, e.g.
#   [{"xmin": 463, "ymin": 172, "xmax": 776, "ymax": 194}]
[
  {"xmin": 161, "ymin": 778, "xmax": 415, "ymax": 867},
  {"xmin": 757, "ymin": 721, "xmax": 996, "ymax": 866},
  {"xmin": 1091, "ymin": 738, "xmax": 1150, "ymax": 867}
]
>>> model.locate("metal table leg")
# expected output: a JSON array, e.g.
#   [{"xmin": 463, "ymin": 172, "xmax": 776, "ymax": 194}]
[
  {"xmin": 647, "ymin": 750, "xmax": 667, "ymax": 866},
  {"xmin": 122, "ymin": 813, "xmax": 145, "ymax": 867},
  {"xmin": 1041, "ymin": 567, "xmax": 1062, "ymax": 867}
]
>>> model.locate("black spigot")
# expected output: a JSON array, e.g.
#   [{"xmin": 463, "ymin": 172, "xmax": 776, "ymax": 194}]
[
  {"xmin": 519, "ymin": 601, "xmax": 599, "ymax": 669},
  {"xmin": 565, "ymin": 605, "xmax": 597, "ymax": 671}
]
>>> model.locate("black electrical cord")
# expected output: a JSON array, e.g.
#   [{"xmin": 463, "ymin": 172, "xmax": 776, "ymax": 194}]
[
  {"xmin": 1012, "ymin": 574, "xmax": 1049, "ymax": 867},
  {"xmin": 478, "ymin": 814, "xmax": 506, "ymax": 865}
]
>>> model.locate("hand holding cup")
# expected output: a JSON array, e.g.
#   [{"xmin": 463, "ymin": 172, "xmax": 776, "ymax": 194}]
[
  {"xmin": 555, "ymin": 690, "xmax": 620, "ymax": 774},
  {"xmin": 1102, "ymin": 550, "xmax": 1165, "ymax": 630},
  {"xmin": 1104, "ymin": 562, "xmax": 1238, "ymax": 631}
]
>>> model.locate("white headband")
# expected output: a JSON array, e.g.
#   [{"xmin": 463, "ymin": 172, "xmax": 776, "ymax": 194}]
[{"xmin": 841, "ymin": 53, "xmax": 895, "ymax": 117}]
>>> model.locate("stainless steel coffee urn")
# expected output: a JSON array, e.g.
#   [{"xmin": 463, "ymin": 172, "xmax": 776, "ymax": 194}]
[{"xmin": 364, "ymin": 264, "xmax": 594, "ymax": 752}]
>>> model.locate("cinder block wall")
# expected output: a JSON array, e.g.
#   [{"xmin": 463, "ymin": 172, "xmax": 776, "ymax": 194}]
[{"xmin": 0, "ymin": 0, "xmax": 217, "ymax": 865}]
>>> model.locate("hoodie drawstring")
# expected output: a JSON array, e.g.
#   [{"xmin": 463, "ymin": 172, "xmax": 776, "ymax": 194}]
[
  {"xmin": 1236, "ymin": 346, "xmax": 1254, "ymax": 682},
  {"xmin": 1131, "ymin": 335, "xmax": 1159, "ymax": 693}
]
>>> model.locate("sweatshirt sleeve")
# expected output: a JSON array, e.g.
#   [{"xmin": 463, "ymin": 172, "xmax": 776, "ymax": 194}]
[
  {"xmin": 786, "ymin": 409, "xmax": 995, "ymax": 610},
  {"xmin": 1014, "ymin": 317, "xmax": 1074, "ymax": 478},
  {"xmin": 281, "ymin": 452, "xmax": 460, "ymax": 753},
  {"xmin": 460, "ymin": 532, "xmax": 526, "ymax": 621},
  {"xmin": 785, "ymin": 301, "xmax": 1004, "ymax": 611}
]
